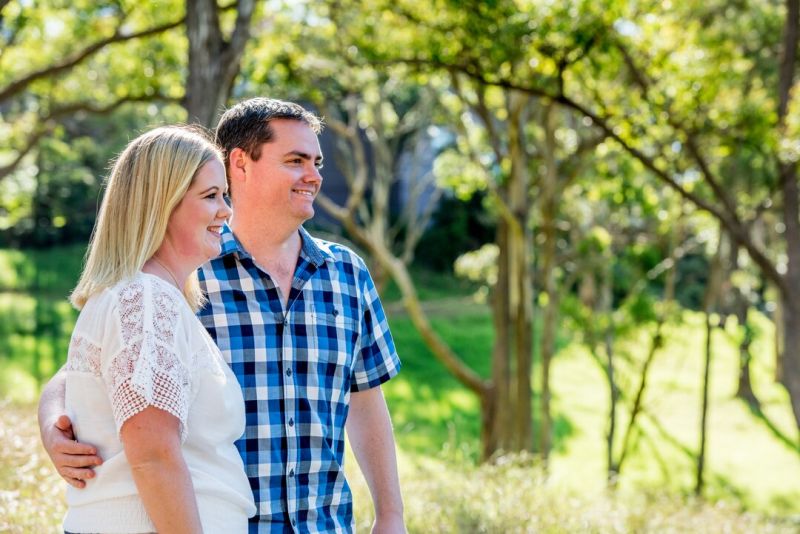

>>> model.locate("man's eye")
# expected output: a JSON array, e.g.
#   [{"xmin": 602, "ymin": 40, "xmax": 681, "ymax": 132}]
[{"xmin": 315, "ymin": 162, "xmax": 324, "ymax": 170}]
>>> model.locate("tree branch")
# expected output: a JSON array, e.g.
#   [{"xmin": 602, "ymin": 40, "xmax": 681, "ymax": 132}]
[
  {"xmin": 0, "ymin": 16, "xmax": 185, "ymax": 104},
  {"xmin": 398, "ymin": 57, "xmax": 786, "ymax": 292},
  {"xmin": 0, "ymin": 93, "xmax": 180, "ymax": 182},
  {"xmin": 614, "ymin": 40, "xmax": 745, "ymax": 232},
  {"xmin": 47, "ymin": 93, "xmax": 180, "ymax": 119},
  {"xmin": 0, "ymin": 127, "xmax": 50, "ymax": 182}
]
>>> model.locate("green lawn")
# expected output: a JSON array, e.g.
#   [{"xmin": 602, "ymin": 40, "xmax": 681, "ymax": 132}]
[
  {"xmin": 382, "ymin": 304, "xmax": 800, "ymax": 517},
  {"xmin": 0, "ymin": 246, "xmax": 83, "ymax": 402},
  {"xmin": 2, "ymin": 246, "xmax": 800, "ymax": 531}
]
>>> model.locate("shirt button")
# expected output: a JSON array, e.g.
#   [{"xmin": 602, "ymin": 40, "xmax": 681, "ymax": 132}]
[
  {"xmin": 288, "ymin": 418, "xmax": 294, "ymax": 427},
  {"xmin": 291, "ymin": 517, "xmax": 296, "ymax": 527},
  {"xmin": 289, "ymin": 468, "xmax": 295, "ymax": 477},
  {"xmin": 286, "ymin": 368, "xmax": 292, "ymax": 377}
]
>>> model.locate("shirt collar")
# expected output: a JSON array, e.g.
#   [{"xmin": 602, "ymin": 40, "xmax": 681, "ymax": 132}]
[
  {"xmin": 219, "ymin": 224, "xmax": 334, "ymax": 267},
  {"xmin": 219, "ymin": 224, "xmax": 244, "ymax": 257},
  {"xmin": 298, "ymin": 226, "xmax": 333, "ymax": 267}
]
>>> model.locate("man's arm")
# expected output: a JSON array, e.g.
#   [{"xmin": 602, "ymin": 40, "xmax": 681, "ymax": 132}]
[
  {"xmin": 346, "ymin": 386, "xmax": 405, "ymax": 534},
  {"xmin": 38, "ymin": 369, "xmax": 102, "ymax": 488}
]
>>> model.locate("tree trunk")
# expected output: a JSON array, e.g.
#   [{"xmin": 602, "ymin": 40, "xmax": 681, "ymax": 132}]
[
  {"xmin": 780, "ymin": 164, "xmax": 800, "ymax": 429},
  {"xmin": 696, "ymin": 231, "xmax": 724, "ymax": 496},
  {"xmin": 481, "ymin": 91, "xmax": 536, "ymax": 458},
  {"xmin": 538, "ymin": 102, "xmax": 559, "ymax": 461},
  {"xmin": 780, "ymin": 293, "xmax": 800, "ymax": 434},
  {"xmin": 777, "ymin": 0, "xmax": 800, "ymax": 432},
  {"xmin": 600, "ymin": 265, "xmax": 618, "ymax": 485},
  {"xmin": 508, "ymin": 92, "xmax": 534, "ymax": 454},
  {"xmin": 184, "ymin": 0, "xmax": 255, "ymax": 127},
  {"xmin": 513, "ymin": 221, "xmax": 534, "ymax": 452},
  {"xmin": 775, "ymin": 293, "xmax": 785, "ymax": 383},
  {"xmin": 696, "ymin": 310, "xmax": 713, "ymax": 496},
  {"xmin": 484, "ymin": 217, "xmax": 533, "ymax": 457},
  {"xmin": 486, "ymin": 218, "xmax": 514, "ymax": 457},
  {"xmin": 734, "ymin": 296, "xmax": 759, "ymax": 408}
]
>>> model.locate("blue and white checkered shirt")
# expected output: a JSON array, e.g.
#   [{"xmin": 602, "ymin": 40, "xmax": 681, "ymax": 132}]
[{"xmin": 197, "ymin": 226, "xmax": 401, "ymax": 533}]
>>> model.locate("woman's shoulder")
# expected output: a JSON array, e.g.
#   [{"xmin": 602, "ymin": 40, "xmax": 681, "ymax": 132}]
[
  {"xmin": 82, "ymin": 273, "xmax": 189, "ymax": 336},
  {"xmin": 104, "ymin": 272, "xmax": 186, "ymax": 312}
]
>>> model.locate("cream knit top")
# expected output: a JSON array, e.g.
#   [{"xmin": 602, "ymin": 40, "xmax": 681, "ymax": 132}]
[{"xmin": 63, "ymin": 272, "xmax": 255, "ymax": 533}]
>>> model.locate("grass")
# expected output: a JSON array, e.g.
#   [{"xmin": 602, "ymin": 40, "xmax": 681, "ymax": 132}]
[
  {"xmin": 0, "ymin": 400, "xmax": 66, "ymax": 533},
  {"xmin": 2, "ymin": 245, "xmax": 800, "ymax": 531},
  {"xmin": 1, "ymin": 400, "xmax": 796, "ymax": 533},
  {"xmin": 347, "ymin": 451, "xmax": 798, "ymax": 533},
  {"xmin": 382, "ymin": 309, "xmax": 800, "ymax": 517},
  {"xmin": 0, "ymin": 246, "xmax": 81, "ymax": 403}
]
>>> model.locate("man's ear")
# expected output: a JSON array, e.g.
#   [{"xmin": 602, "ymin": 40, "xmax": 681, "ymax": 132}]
[
  {"xmin": 227, "ymin": 148, "xmax": 250, "ymax": 193},
  {"xmin": 229, "ymin": 147, "xmax": 248, "ymax": 175}
]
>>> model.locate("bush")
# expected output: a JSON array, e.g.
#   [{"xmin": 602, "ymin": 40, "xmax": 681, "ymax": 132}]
[{"xmin": 414, "ymin": 193, "xmax": 495, "ymax": 272}]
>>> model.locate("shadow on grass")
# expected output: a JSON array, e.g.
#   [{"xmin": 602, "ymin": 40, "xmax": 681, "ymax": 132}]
[{"xmin": 745, "ymin": 400, "xmax": 800, "ymax": 454}]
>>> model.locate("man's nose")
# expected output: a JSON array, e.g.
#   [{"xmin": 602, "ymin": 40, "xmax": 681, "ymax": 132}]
[{"xmin": 306, "ymin": 164, "xmax": 323, "ymax": 182}]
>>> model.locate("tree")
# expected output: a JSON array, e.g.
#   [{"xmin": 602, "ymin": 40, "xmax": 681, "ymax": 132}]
[
  {"xmin": 248, "ymin": 0, "xmax": 541, "ymax": 457},
  {"xmin": 0, "ymin": 1, "xmax": 187, "ymax": 182},
  {"xmin": 184, "ymin": 0, "xmax": 256, "ymax": 127},
  {"xmin": 366, "ymin": 0, "xmax": 800, "ymax": 437},
  {"xmin": 0, "ymin": 0, "xmax": 255, "ymax": 244}
]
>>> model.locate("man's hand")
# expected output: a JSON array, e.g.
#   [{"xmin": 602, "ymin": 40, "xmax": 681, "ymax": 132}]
[
  {"xmin": 38, "ymin": 369, "xmax": 103, "ymax": 488},
  {"xmin": 41, "ymin": 414, "xmax": 102, "ymax": 488},
  {"xmin": 372, "ymin": 511, "xmax": 406, "ymax": 534}
]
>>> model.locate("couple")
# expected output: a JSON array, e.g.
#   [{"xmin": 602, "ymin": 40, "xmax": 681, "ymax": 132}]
[{"xmin": 38, "ymin": 98, "xmax": 405, "ymax": 533}]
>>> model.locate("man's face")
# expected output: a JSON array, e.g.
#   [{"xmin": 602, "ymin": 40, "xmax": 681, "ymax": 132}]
[{"xmin": 239, "ymin": 119, "xmax": 323, "ymax": 225}]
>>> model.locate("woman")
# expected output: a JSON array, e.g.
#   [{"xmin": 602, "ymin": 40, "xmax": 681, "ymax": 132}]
[{"xmin": 61, "ymin": 126, "xmax": 255, "ymax": 533}]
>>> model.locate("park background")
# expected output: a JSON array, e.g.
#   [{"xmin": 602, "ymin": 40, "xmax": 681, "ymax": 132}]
[{"xmin": 2, "ymin": 0, "xmax": 800, "ymax": 532}]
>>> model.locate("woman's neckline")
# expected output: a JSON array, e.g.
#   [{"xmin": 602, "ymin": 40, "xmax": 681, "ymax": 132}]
[{"xmin": 137, "ymin": 271, "xmax": 185, "ymax": 297}]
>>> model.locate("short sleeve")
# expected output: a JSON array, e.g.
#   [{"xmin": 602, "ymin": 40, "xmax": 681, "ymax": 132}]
[
  {"xmin": 102, "ymin": 278, "xmax": 191, "ymax": 441},
  {"xmin": 350, "ymin": 262, "xmax": 401, "ymax": 391}
]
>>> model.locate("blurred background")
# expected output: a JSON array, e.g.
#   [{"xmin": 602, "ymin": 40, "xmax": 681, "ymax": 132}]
[{"xmin": 1, "ymin": 0, "xmax": 800, "ymax": 532}]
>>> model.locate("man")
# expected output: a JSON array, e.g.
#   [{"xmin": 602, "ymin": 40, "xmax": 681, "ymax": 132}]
[{"xmin": 39, "ymin": 98, "xmax": 405, "ymax": 533}]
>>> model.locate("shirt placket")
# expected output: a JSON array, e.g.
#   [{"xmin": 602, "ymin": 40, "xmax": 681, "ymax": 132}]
[{"xmin": 280, "ymin": 306, "xmax": 300, "ymax": 532}]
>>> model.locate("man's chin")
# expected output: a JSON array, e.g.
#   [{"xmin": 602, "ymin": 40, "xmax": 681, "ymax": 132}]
[{"xmin": 294, "ymin": 207, "xmax": 315, "ymax": 223}]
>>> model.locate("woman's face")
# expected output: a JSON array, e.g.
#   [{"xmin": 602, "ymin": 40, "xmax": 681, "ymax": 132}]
[{"xmin": 162, "ymin": 158, "xmax": 232, "ymax": 266}]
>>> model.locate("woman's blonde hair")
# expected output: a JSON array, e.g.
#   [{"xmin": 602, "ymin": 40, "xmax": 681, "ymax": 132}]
[{"xmin": 71, "ymin": 125, "xmax": 222, "ymax": 311}]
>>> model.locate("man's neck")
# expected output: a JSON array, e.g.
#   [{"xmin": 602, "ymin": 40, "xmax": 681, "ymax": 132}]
[{"xmin": 230, "ymin": 217, "xmax": 303, "ymax": 263}]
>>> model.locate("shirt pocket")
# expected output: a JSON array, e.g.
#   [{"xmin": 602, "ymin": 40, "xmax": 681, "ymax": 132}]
[{"xmin": 309, "ymin": 303, "xmax": 358, "ymax": 367}]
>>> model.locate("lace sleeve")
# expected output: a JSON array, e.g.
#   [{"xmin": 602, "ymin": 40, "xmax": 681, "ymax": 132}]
[{"xmin": 102, "ymin": 278, "xmax": 191, "ymax": 441}]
